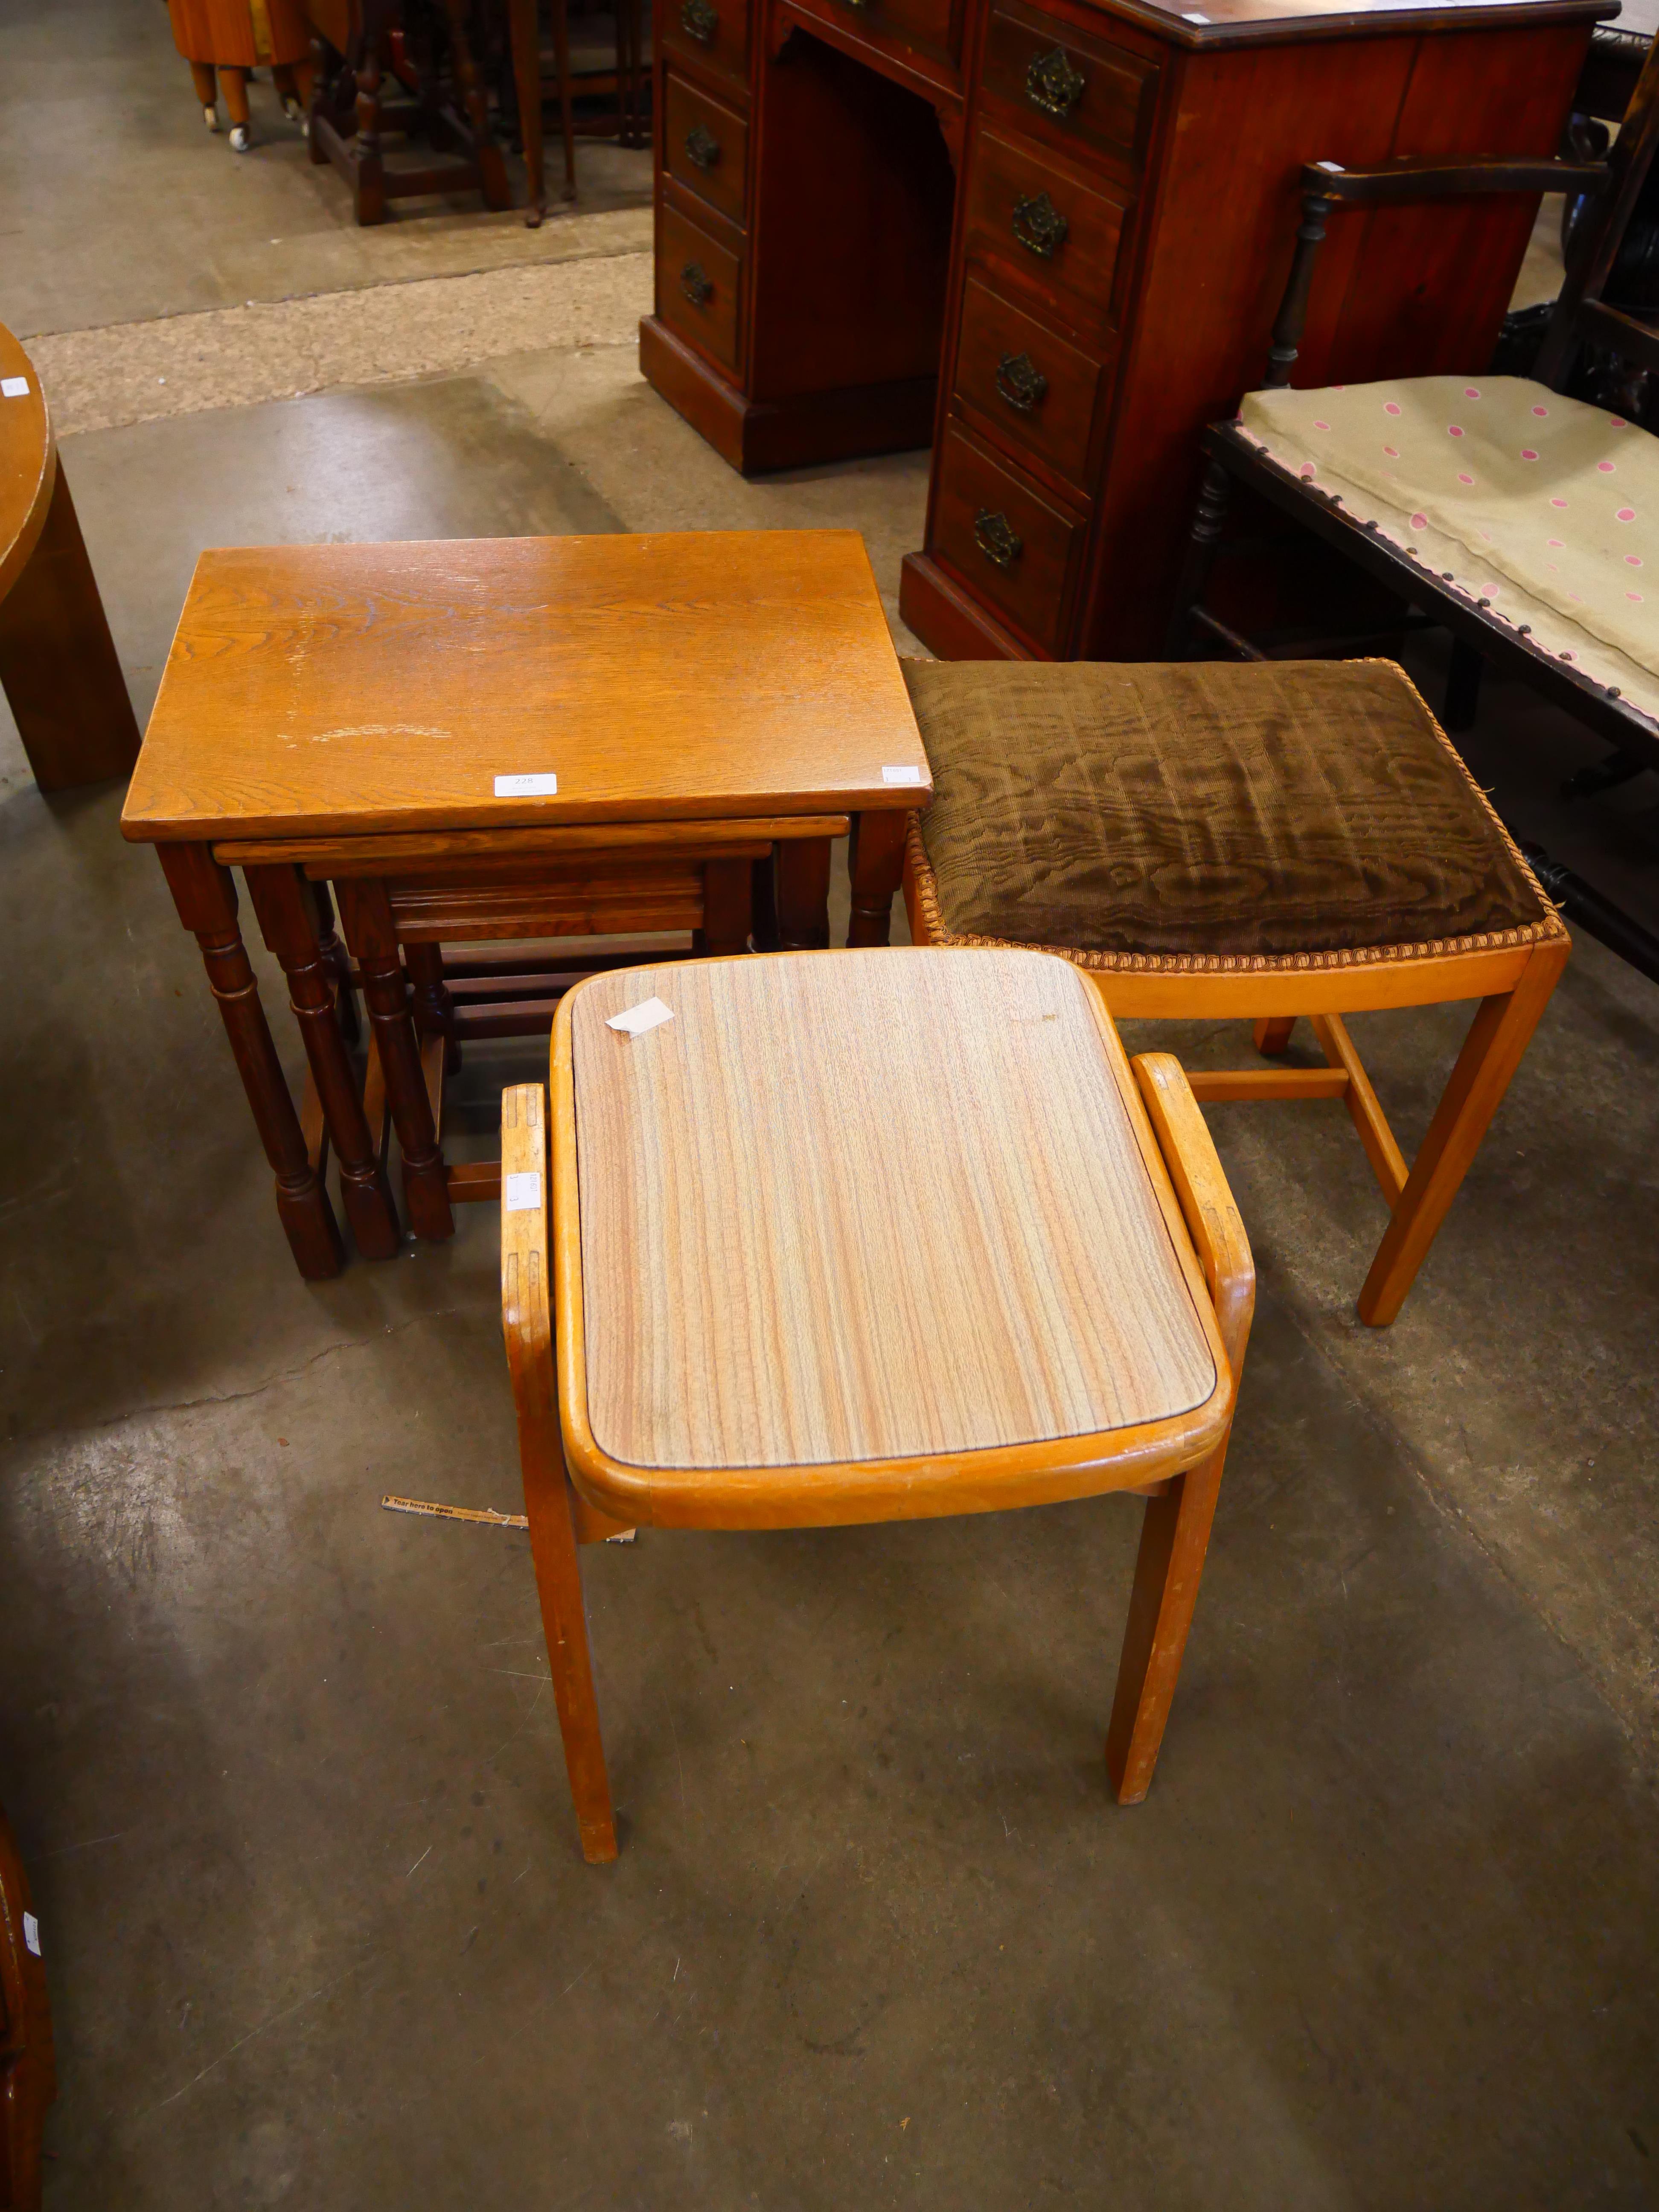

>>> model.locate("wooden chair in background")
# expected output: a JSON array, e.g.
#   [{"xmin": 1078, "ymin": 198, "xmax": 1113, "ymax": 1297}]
[
  {"xmin": 501, "ymin": 947, "xmax": 1254, "ymax": 1861},
  {"xmin": 897, "ymin": 658, "xmax": 1569, "ymax": 1328},
  {"xmin": 1166, "ymin": 32, "xmax": 1659, "ymax": 979}
]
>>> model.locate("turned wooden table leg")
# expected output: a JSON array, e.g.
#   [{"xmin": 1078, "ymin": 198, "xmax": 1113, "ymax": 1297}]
[
  {"xmin": 0, "ymin": 461, "xmax": 140, "ymax": 792},
  {"xmin": 157, "ymin": 845, "xmax": 344, "ymax": 1281},
  {"xmin": 335, "ymin": 879, "xmax": 454, "ymax": 1240},
  {"xmin": 310, "ymin": 879, "xmax": 359, "ymax": 1044},
  {"xmin": 353, "ymin": 1, "xmax": 387, "ymax": 224},
  {"xmin": 245, "ymin": 864, "xmax": 402, "ymax": 1262},
  {"xmin": 506, "ymin": 0, "xmax": 548, "ymax": 223},
  {"xmin": 776, "ymin": 836, "xmax": 832, "ymax": 951},
  {"xmin": 700, "ymin": 856, "xmax": 754, "ymax": 957},
  {"xmin": 440, "ymin": 0, "xmax": 511, "ymax": 209},
  {"xmin": 847, "ymin": 810, "xmax": 908, "ymax": 948},
  {"xmin": 405, "ymin": 940, "xmax": 460, "ymax": 1071}
]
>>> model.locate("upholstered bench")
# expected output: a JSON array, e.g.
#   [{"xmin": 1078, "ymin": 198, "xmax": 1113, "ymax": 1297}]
[
  {"xmin": 1239, "ymin": 376, "xmax": 1659, "ymax": 724},
  {"xmin": 899, "ymin": 655, "xmax": 1569, "ymax": 1325}
]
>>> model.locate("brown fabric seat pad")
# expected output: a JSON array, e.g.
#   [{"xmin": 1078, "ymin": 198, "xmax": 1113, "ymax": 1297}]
[{"xmin": 903, "ymin": 658, "xmax": 1549, "ymax": 959}]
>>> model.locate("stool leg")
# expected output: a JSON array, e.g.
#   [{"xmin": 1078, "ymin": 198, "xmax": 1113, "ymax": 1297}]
[
  {"xmin": 847, "ymin": 809, "xmax": 908, "ymax": 948},
  {"xmin": 157, "ymin": 846, "xmax": 344, "ymax": 1281},
  {"xmin": 190, "ymin": 59, "xmax": 219, "ymax": 120},
  {"xmin": 1357, "ymin": 938, "xmax": 1568, "ymax": 1326},
  {"xmin": 1105, "ymin": 1445, "xmax": 1228, "ymax": 1805},
  {"xmin": 1253, "ymin": 1016, "xmax": 1295, "ymax": 1056},
  {"xmin": 335, "ymin": 881, "xmax": 454, "ymax": 1241},
  {"xmin": 501, "ymin": 1083, "xmax": 617, "ymax": 1863},
  {"xmin": 244, "ymin": 864, "xmax": 402, "ymax": 1261},
  {"xmin": 777, "ymin": 837, "xmax": 832, "ymax": 952}
]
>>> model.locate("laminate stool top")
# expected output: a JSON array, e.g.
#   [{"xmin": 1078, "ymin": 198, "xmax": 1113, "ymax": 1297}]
[
  {"xmin": 553, "ymin": 947, "xmax": 1227, "ymax": 1524},
  {"xmin": 121, "ymin": 530, "xmax": 931, "ymax": 843}
]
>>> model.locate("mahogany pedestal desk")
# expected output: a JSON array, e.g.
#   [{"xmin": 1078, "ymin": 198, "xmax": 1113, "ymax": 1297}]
[
  {"xmin": 641, "ymin": 0, "xmax": 1609, "ymax": 659},
  {"xmin": 0, "ymin": 325, "xmax": 140, "ymax": 793},
  {"xmin": 119, "ymin": 530, "xmax": 931, "ymax": 1280}
]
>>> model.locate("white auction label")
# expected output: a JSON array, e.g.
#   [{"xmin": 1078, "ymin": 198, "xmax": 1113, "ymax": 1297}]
[
  {"xmin": 503, "ymin": 1171, "xmax": 541, "ymax": 1213},
  {"xmin": 606, "ymin": 996, "xmax": 674, "ymax": 1038},
  {"xmin": 494, "ymin": 772, "xmax": 558, "ymax": 797},
  {"xmin": 0, "ymin": 377, "xmax": 29, "ymax": 399},
  {"xmin": 23, "ymin": 1911, "xmax": 40, "ymax": 1956},
  {"xmin": 882, "ymin": 764, "xmax": 923, "ymax": 785}
]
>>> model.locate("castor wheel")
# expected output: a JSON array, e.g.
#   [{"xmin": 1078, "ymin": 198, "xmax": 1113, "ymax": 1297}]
[
  {"xmin": 230, "ymin": 122, "xmax": 252, "ymax": 151},
  {"xmin": 282, "ymin": 94, "xmax": 306, "ymax": 125},
  {"xmin": 204, "ymin": 103, "xmax": 220, "ymax": 130}
]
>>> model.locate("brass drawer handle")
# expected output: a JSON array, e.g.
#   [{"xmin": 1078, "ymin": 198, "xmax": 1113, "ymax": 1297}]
[
  {"xmin": 685, "ymin": 124, "xmax": 720, "ymax": 169},
  {"xmin": 681, "ymin": 262, "xmax": 714, "ymax": 306},
  {"xmin": 995, "ymin": 352, "xmax": 1048, "ymax": 413},
  {"xmin": 1011, "ymin": 190, "xmax": 1068, "ymax": 259},
  {"xmin": 681, "ymin": 0, "xmax": 717, "ymax": 41},
  {"xmin": 1027, "ymin": 46, "xmax": 1085, "ymax": 119},
  {"xmin": 974, "ymin": 509, "xmax": 1024, "ymax": 571}
]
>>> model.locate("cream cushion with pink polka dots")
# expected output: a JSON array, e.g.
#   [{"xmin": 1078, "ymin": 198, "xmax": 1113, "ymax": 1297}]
[{"xmin": 1238, "ymin": 375, "xmax": 1659, "ymax": 724}]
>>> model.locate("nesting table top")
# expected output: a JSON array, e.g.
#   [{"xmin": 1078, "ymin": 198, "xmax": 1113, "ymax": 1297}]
[
  {"xmin": 558, "ymin": 948, "xmax": 1220, "ymax": 1492},
  {"xmin": 121, "ymin": 530, "xmax": 932, "ymax": 844}
]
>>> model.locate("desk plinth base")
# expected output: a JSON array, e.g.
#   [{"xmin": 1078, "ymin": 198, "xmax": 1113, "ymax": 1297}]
[
  {"xmin": 898, "ymin": 552, "xmax": 1033, "ymax": 664},
  {"xmin": 640, "ymin": 319, "xmax": 935, "ymax": 477}
]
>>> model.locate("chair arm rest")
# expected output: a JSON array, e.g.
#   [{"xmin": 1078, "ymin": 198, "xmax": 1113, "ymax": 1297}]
[
  {"xmin": 1578, "ymin": 297, "xmax": 1659, "ymax": 375},
  {"xmin": 1301, "ymin": 155, "xmax": 1610, "ymax": 207},
  {"xmin": 1132, "ymin": 1053, "xmax": 1255, "ymax": 1377}
]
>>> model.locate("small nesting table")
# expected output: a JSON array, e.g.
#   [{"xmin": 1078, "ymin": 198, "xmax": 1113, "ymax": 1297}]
[
  {"xmin": 120, "ymin": 530, "xmax": 931, "ymax": 1278},
  {"xmin": 501, "ymin": 946, "xmax": 1254, "ymax": 1861}
]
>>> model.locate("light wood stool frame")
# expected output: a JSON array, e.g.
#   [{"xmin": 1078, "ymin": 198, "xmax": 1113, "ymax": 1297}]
[
  {"xmin": 903, "ymin": 828, "xmax": 1569, "ymax": 1327},
  {"xmin": 500, "ymin": 998, "xmax": 1254, "ymax": 1863}
]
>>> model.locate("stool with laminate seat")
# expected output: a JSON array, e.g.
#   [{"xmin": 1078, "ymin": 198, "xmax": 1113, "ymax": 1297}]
[
  {"xmin": 500, "ymin": 945, "xmax": 1254, "ymax": 1862},
  {"xmin": 897, "ymin": 657, "xmax": 1569, "ymax": 1326}
]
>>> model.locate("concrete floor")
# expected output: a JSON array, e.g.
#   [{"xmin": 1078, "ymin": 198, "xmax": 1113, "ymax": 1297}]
[{"xmin": 4, "ymin": 3, "xmax": 1659, "ymax": 2204}]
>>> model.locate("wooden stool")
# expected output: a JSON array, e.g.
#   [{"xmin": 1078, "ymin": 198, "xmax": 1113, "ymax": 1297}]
[
  {"xmin": 898, "ymin": 657, "xmax": 1570, "ymax": 1326},
  {"xmin": 501, "ymin": 946, "xmax": 1253, "ymax": 1861},
  {"xmin": 0, "ymin": 327, "xmax": 140, "ymax": 794}
]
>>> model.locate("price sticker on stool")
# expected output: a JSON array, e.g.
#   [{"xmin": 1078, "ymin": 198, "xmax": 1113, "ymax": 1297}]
[
  {"xmin": 503, "ymin": 1172, "xmax": 541, "ymax": 1213},
  {"xmin": 606, "ymin": 997, "xmax": 674, "ymax": 1038}
]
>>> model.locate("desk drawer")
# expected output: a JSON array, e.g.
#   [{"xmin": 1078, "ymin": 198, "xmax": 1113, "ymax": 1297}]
[
  {"xmin": 966, "ymin": 127, "xmax": 1128, "ymax": 315},
  {"xmin": 664, "ymin": 71, "xmax": 749, "ymax": 227},
  {"xmin": 932, "ymin": 425, "xmax": 1086, "ymax": 655},
  {"xmin": 982, "ymin": 3, "xmax": 1157, "ymax": 177},
  {"xmin": 953, "ymin": 275, "xmax": 1109, "ymax": 488},
  {"xmin": 792, "ymin": 0, "xmax": 956, "ymax": 66},
  {"xmin": 659, "ymin": 201, "xmax": 743, "ymax": 375},
  {"xmin": 661, "ymin": 0, "xmax": 749, "ymax": 91}
]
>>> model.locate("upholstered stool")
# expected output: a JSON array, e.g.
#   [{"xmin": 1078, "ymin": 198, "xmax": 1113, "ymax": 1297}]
[
  {"xmin": 899, "ymin": 658, "xmax": 1569, "ymax": 1326},
  {"xmin": 501, "ymin": 947, "xmax": 1254, "ymax": 1860}
]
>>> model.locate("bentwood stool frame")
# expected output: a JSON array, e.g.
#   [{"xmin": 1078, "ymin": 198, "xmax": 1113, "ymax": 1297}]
[{"xmin": 500, "ymin": 950, "xmax": 1254, "ymax": 1863}]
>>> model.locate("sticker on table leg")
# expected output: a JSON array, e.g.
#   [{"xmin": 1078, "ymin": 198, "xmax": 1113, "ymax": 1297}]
[
  {"xmin": 606, "ymin": 996, "xmax": 674, "ymax": 1037},
  {"xmin": 503, "ymin": 1170, "xmax": 541, "ymax": 1213}
]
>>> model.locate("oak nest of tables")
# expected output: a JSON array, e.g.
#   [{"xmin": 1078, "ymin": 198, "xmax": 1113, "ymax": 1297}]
[
  {"xmin": 501, "ymin": 945, "xmax": 1255, "ymax": 1860},
  {"xmin": 120, "ymin": 529, "xmax": 932, "ymax": 1279}
]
